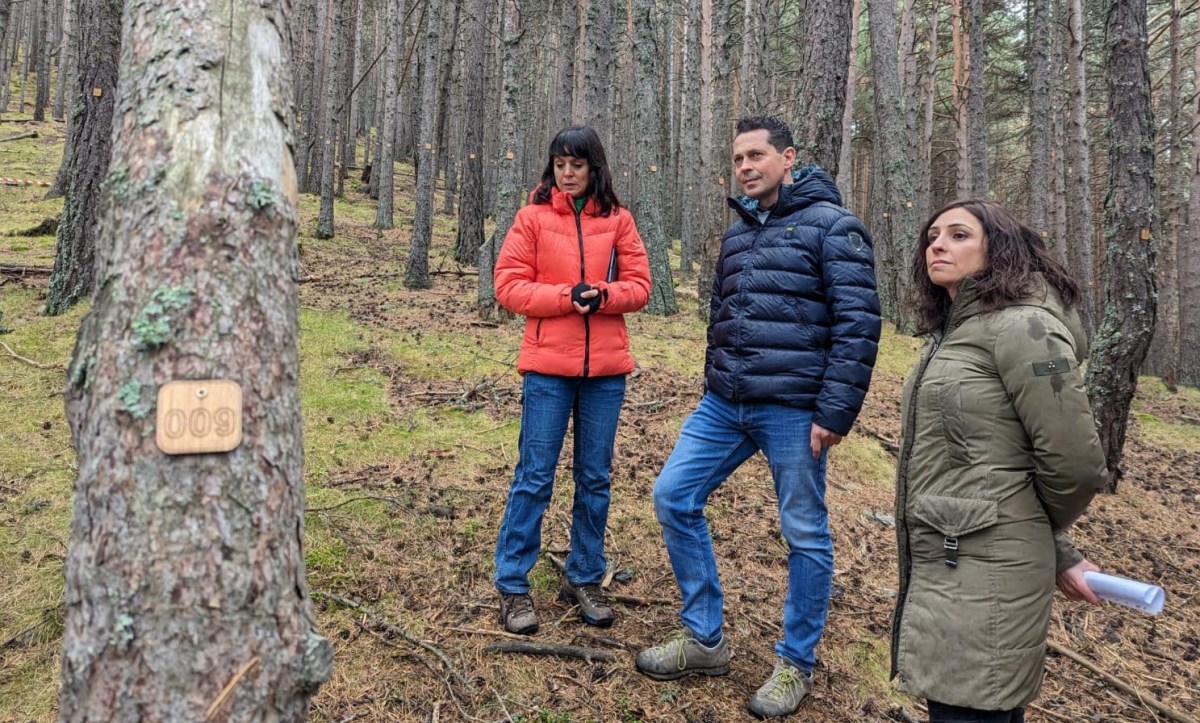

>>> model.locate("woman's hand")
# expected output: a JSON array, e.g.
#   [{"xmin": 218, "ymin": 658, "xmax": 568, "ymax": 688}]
[
  {"xmin": 1056, "ymin": 558, "xmax": 1101, "ymax": 604},
  {"xmin": 571, "ymin": 284, "xmax": 601, "ymax": 315}
]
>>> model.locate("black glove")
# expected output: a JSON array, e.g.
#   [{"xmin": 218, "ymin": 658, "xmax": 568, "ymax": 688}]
[{"xmin": 571, "ymin": 282, "xmax": 601, "ymax": 314}]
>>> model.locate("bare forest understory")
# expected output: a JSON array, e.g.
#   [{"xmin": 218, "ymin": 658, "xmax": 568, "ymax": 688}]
[{"xmin": 1, "ymin": 121, "xmax": 1199, "ymax": 722}]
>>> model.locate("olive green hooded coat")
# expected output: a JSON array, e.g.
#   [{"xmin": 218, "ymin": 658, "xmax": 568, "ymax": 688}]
[{"xmin": 891, "ymin": 276, "xmax": 1108, "ymax": 710}]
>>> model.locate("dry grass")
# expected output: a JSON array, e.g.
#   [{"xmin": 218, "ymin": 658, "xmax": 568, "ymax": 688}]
[{"xmin": 1, "ymin": 129, "xmax": 1198, "ymax": 722}]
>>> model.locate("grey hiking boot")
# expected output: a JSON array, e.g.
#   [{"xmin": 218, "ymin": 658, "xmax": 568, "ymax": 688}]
[
  {"xmin": 747, "ymin": 658, "xmax": 813, "ymax": 718},
  {"xmin": 499, "ymin": 593, "xmax": 538, "ymax": 635},
  {"xmin": 635, "ymin": 630, "xmax": 731, "ymax": 681},
  {"xmin": 559, "ymin": 580, "xmax": 614, "ymax": 627}
]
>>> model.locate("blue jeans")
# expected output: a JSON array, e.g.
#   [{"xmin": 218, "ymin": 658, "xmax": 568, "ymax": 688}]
[
  {"xmin": 653, "ymin": 392, "xmax": 831, "ymax": 671},
  {"xmin": 494, "ymin": 372, "xmax": 627, "ymax": 594}
]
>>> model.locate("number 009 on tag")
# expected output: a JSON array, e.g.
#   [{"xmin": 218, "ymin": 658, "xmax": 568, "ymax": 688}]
[{"xmin": 155, "ymin": 380, "xmax": 243, "ymax": 455}]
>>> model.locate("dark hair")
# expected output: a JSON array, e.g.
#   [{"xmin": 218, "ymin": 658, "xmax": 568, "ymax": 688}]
[
  {"xmin": 912, "ymin": 198, "xmax": 1082, "ymax": 333},
  {"xmin": 532, "ymin": 125, "xmax": 621, "ymax": 216},
  {"xmin": 734, "ymin": 116, "xmax": 794, "ymax": 152}
]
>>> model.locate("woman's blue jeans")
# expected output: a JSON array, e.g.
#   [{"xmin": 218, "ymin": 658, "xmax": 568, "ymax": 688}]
[
  {"xmin": 494, "ymin": 372, "xmax": 627, "ymax": 594},
  {"xmin": 652, "ymin": 392, "xmax": 832, "ymax": 672}
]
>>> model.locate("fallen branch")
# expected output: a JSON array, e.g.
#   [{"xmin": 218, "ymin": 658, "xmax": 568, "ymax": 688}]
[
  {"xmin": 544, "ymin": 552, "xmax": 673, "ymax": 607},
  {"xmin": 0, "ymin": 263, "xmax": 53, "ymax": 277},
  {"xmin": 483, "ymin": 640, "xmax": 615, "ymax": 663},
  {"xmin": 305, "ymin": 495, "xmax": 407, "ymax": 513},
  {"xmin": 0, "ymin": 341, "xmax": 63, "ymax": 370},
  {"xmin": 0, "ymin": 131, "xmax": 38, "ymax": 142},
  {"xmin": 445, "ymin": 626, "xmax": 529, "ymax": 642},
  {"xmin": 853, "ymin": 421, "xmax": 900, "ymax": 455},
  {"xmin": 1047, "ymin": 640, "xmax": 1199, "ymax": 723}
]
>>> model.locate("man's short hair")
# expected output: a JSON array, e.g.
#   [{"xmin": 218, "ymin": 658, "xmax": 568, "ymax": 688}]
[{"xmin": 735, "ymin": 116, "xmax": 794, "ymax": 153}]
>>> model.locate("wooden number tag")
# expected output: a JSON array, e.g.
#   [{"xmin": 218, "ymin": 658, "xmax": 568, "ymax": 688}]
[{"xmin": 156, "ymin": 380, "xmax": 243, "ymax": 455}]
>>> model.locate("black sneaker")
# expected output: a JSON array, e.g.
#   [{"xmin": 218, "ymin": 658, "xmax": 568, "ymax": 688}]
[
  {"xmin": 559, "ymin": 580, "xmax": 614, "ymax": 627},
  {"xmin": 499, "ymin": 593, "xmax": 539, "ymax": 635}
]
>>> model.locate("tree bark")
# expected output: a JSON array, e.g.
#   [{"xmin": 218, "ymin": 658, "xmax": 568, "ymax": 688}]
[
  {"xmin": 336, "ymin": 0, "xmax": 358, "ymax": 196},
  {"xmin": 868, "ymin": 0, "xmax": 919, "ymax": 332},
  {"xmin": 478, "ymin": 0, "xmax": 521, "ymax": 320},
  {"xmin": 836, "ymin": 0, "xmax": 861, "ymax": 201},
  {"xmin": 43, "ymin": 0, "xmax": 120, "ymax": 315},
  {"xmin": 52, "ymin": 0, "xmax": 73, "ymax": 121},
  {"xmin": 1085, "ymin": 0, "xmax": 1156, "ymax": 492},
  {"xmin": 631, "ymin": 0, "xmax": 676, "ymax": 316},
  {"xmin": 964, "ymin": 0, "xmax": 988, "ymax": 195},
  {"xmin": 583, "ymin": 0, "xmax": 614, "ymax": 143},
  {"xmin": 57, "ymin": 0, "xmax": 332, "ymax": 716},
  {"xmin": 794, "ymin": 0, "xmax": 851, "ymax": 174},
  {"xmin": 316, "ymin": 0, "xmax": 345, "ymax": 239},
  {"xmin": 1027, "ymin": 0, "xmax": 1051, "ymax": 235},
  {"xmin": 1144, "ymin": 0, "xmax": 1182, "ymax": 386},
  {"xmin": 455, "ymin": 0, "xmax": 486, "ymax": 265},
  {"xmin": 678, "ymin": 0, "xmax": 701, "ymax": 273},
  {"xmin": 373, "ymin": 0, "xmax": 404, "ymax": 228},
  {"xmin": 952, "ymin": 0, "xmax": 970, "ymax": 197},
  {"xmin": 1180, "ymin": 25, "xmax": 1200, "ymax": 385},
  {"xmin": 555, "ymin": 0, "xmax": 575, "ymax": 128},
  {"xmin": 739, "ymin": 0, "xmax": 768, "ymax": 115},
  {"xmin": 32, "ymin": 0, "xmax": 49, "ymax": 121},
  {"xmin": 1065, "ymin": 0, "xmax": 1096, "ymax": 334},
  {"xmin": 405, "ymin": 0, "xmax": 441, "ymax": 290}
]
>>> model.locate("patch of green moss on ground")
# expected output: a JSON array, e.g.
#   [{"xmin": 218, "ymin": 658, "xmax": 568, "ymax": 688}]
[
  {"xmin": 0, "ymin": 118, "xmax": 67, "ymax": 266},
  {"xmin": 831, "ymin": 434, "xmax": 897, "ymax": 489},
  {"xmin": 872, "ymin": 323, "xmax": 923, "ymax": 380}
]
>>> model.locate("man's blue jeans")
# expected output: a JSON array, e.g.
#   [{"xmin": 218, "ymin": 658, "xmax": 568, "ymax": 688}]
[
  {"xmin": 494, "ymin": 372, "xmax": 626, "ymax": 594},
  {"xmin": 653, "ymin": 392, "xmax": 831, "ymax": 672}
]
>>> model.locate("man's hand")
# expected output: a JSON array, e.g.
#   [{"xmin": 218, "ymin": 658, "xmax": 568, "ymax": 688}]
[
  {"xmin": 1056, "ymin": 558, "xmax": 1101, "ymax": 604},
  {"xmin": 810, "ymin": 424, "xmax": 843, "ymax": 459}
]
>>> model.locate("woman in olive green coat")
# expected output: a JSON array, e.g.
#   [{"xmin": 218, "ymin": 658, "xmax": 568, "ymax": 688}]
[{"xmin": 892, "ymin": 200, "xmax": 1107, "ymax": 722}]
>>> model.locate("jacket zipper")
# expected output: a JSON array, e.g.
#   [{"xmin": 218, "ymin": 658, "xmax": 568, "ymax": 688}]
[
  {"xmin": 891, "ymin": 324, "xmax": 945, "ymax": 678},
  {"xmin": 575, "ymin": 205, "xmax": 591, "ymax": 378}
]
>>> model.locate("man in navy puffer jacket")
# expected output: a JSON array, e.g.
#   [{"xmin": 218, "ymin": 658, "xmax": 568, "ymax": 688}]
[{"xmin": 637, "ymin": 116, "xmax": 881, "ymax": 719}]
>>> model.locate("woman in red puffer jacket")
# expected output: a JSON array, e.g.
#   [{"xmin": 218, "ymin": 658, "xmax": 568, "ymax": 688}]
[{"xmin": 492, "ymin": 125, "xmax": 651, "ymax": 636}]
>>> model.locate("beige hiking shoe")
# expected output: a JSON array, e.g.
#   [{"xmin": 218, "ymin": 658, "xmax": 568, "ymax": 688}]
[
  {"xmin": 559, "ymin": 580, "xmax": 615, "ymax": 627},
  {"xmin": 498, "ymin": 593, "xmax": 538, "ymax": 635},
  {"xmin": 747, "ymin": 658, "xmax": 813, "ymax": 718},
  {"xmin": 635, "ymin": 630, "xmax": 731, "ymax": 681}
]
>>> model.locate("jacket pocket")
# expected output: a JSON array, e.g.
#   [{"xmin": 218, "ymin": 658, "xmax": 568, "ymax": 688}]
[
  {"xmin": 910, "ymin": 495, "xmax": 998, "ymax": 537},
  {"xmin": 937, "ymin": 382, "xmax": 970, "ymax": 465},
  {"xmin": 535, "ymin": 318, "xmax": 543, "ymax": 344},
  {"xmin": 909, "ymin": 494, "xmax": 1000, "ymax": 567}
]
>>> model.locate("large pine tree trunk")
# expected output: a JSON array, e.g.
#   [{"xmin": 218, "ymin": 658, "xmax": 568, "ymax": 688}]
[
  {"xmin": 373, "ymin": 0, "xmax": 403, "ymax": 228},
  {"xmin": 739, "ymin": 0, "xmax": 767, "ymax": 115},
  {"xmin": 1027, "ymin": 0, "xmax": 1051, "ymax": 234},
  {"xmin": 316, "ymin": 0, "xmax": 345, "ymax": 238},
  {"xmin": 43, "ymin": 0, "xmax": 120, "ymax": 316},
  {"xmin": 1180, "ymin": 34, "xmax": 1200, "ymax": 386},
  {"xmin": 405, "ymin": 0, "xmax": 441, "ymax": 290},
  {"xmin": 631, "ymin": 0, "xmax": 676, "ymax": 316},
  {"xmin": 1085, "ymin": 0, "xmax": 1156, "ymax": 492},
  {"xmin": 794, "ymin": 0, "xmax": 851, "ymax": 174},
  {"xmin": 868, "ymin": 0, "xmax": 919, "ymax": 332},
  {"xmin": 454, "ymin": 0, "xmax": 486, "ymax": 265},
  {"xmin": 478, "ymin": 0, "xmax": 521, "ymax": 320},
  {"xmin": 1065, "ymin": 0, "xmax": 1095, "ymax": 333},
  {"xmin": 57, "ymin": 0, "xmax": 332, "ymax": 716},
  {"xmin": 952, "ymin": 0, "xmax": 970, "ymax": 197}
]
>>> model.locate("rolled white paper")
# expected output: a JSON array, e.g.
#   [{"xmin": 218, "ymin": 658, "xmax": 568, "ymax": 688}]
[{"xmin": 1082, "ymin": 572, "xmax": 1165, "ymax": 615}]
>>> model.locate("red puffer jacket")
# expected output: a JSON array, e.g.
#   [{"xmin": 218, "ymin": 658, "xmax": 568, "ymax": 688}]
[{"xmin": 495, "ymin": 186, "xmax": 652, "ymax": 377}]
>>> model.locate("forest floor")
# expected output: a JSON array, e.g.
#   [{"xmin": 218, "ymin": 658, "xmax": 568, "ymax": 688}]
[{"xmin": 1, "ymin": 115, "xmax": 1199, "ymax": 722}]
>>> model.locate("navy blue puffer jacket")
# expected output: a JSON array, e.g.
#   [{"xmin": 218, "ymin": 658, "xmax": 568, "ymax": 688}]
[{"xmin": 705, "ymin": 165, "xmax": 881, "ymax": 435}]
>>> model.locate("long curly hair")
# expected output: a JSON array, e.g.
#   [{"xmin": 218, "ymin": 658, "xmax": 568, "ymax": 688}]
[
  {"xmin": 531, "ymin": 125, "xmax": 621, "ymax": 217},
  {"xmin": 911, "ymin": 198, "xmax": 1081, "ymax": 333}
]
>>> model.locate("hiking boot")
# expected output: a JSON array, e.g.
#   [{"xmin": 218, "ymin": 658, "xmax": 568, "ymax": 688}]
[
  {"xmin": 747, "ymin": 658, "xmax": 813, "ymax": 718},
  {"xmin": 635, "ymin": 630, "xmax": 731, "ymax": 681},
  {"xmin": 498, "ymin": 593, "xmax": 538, "ymax": 635},
  {"xmin": 559, "ymin": 580, "xmax": 614, "ymax": 628}
]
